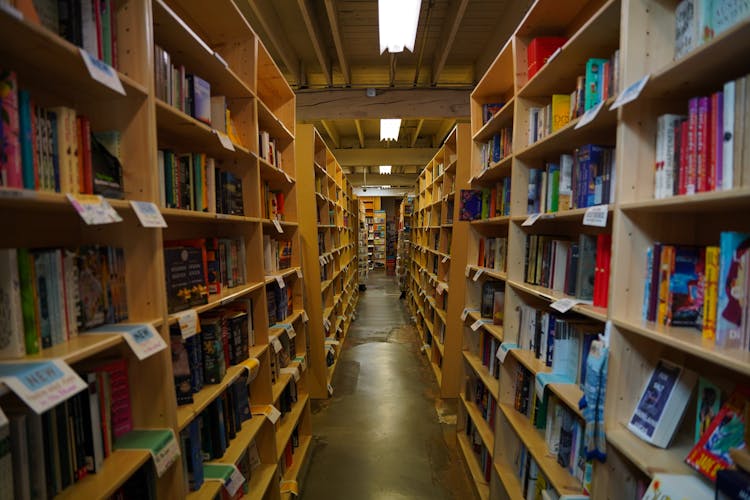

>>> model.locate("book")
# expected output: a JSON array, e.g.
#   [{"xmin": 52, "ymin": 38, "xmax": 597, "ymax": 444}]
[
  {"xmin": 695, "ymin": 377, "xmax": 721, "ymax": 442},
  {"xmin": 163, "ymin": 244, "xmax": 209, "ymax": 313},
  {"xmin": 0, "ymin": 69, "xmax": 22, "ymax": 188},
  {"xmin": 685, "ymin": 386, "xmax": 750, "ymax": 480},
  {"xmin": 575, "ymin": 234, "xmax": 596, "ymax": 301},
  {"xmin": 459, "ymin": 190, "xmax": 482, "ymax": 221},
  {"xmin": 702, "ymin": 245, "xmax": 720, "ymax": 339},
  {"xmin": 668, "ymin": 245, "xmax": 705, "ymax": 327},
  {"xmin": 0, "ymin": 248, "xmax": 25, "ymax": 358},
  {"xmin": 716, "ymin": 232, "xmax": 750, "ymax": 347},
  {"xmin": 627, "ymin": 359, "xmax": 697, "ymax": 448},
  {"xmin": 641, "ymin": 473, "xmax": 714, "ymax": 499},
  {"xmin": 584, "ymin": 59, "xmax": 608, "ymax": 111},
  {"xmin": 170, "ymin": 325, "xmax": 194, "ymax": 405},
  {"xmin": 716, "ymin": 468, "xmax": 750, "ymax": 499},
  {"xmin": 551, "ymin": 94, "xmax": 571, "ymax": 132}
]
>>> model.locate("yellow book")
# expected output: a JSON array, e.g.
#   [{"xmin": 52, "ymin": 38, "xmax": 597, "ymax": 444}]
[
  {"xmin": 702, "ymin": 246, "xmax": 719, "ymax": 340},
  {"xmin": 551, "ymin": 94, "xmax": 571, "ymax": 132}
]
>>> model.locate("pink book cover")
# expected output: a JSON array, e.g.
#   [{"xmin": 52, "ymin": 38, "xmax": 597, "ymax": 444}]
[
  {"xmin": 696, "ymin": 96, "xmax": 711, "ymax": 192},
  {"xmin": 686, "ymin": 97, "xmax": 699, "ymax": 194},
  {"xmin": 0, "ymin": 70, "xmax": 23, "ymax": 188}
]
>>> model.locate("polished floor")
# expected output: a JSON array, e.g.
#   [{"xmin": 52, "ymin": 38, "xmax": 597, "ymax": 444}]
[{"xmin": 300, "ymin": 271, "xmax": 473, "ymax": 499}]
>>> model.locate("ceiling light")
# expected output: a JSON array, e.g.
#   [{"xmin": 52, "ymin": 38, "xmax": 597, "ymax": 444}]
[
  {"xmin": 378, "ymin": 0, "xmax": 421, "ymax": 54},
  {"xmin": 379, "ymin": 165, "xmax": 392, "ymax": 175},
  {"xmin": 380, "ymin": 118, "xmax": 401, "ymax": 141},
  {"xmin": 380, "ymin": 185, "xmax": 392, "ymax": 188}
]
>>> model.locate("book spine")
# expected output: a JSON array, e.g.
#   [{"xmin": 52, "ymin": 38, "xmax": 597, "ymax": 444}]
[
  {"xmin": 702, "ymin": 245, "xmax": 719, "ymax": 340},
  {"xmin": 696, "ymin": 96, "xmax": 710, "ymax": 192},
  {"xmin": 722, "ymin": 80, "xmax": 735, "ymax": 189},
  {"xmin": 0, "ymin": 248, "xmax": 25, "ymax": 358},
  {"xmin": 714, "ymin": 90, "xmax": 724, "ymax": 191},
  {"xmin": 686, "ymin": 97, "xmax": 699, "ymax": 194}
]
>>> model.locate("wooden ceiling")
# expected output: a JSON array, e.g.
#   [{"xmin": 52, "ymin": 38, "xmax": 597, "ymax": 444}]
[{"xmin": 236, "ymin": 0, "xmax": 533, "ymax": 186}]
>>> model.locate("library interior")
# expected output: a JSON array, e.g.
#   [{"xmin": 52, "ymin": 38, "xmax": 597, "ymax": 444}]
[{"xmin": 1, "ymin": 0, "xmax": 750, "ymax": 498}]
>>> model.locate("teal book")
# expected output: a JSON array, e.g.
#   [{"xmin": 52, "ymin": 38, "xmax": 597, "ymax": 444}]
[
  {"xmin": 584, "ymin": 58, "xmax": 608, "ymax": 111},
  {"xmin": 18, "ymin": 89, "xmax": 35, "ymax": 189},
  {"xmin": 695, "ymin": 377, "xmax": 721, "ymax": 442}
]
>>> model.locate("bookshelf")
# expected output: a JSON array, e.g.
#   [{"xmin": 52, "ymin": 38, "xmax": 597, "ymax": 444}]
[
  {"xmin": 358, "ymin": 198, "xmax": 370, "ymax": 288},
  {"xmin": 461, "ymin": 0, "xmax": 750, "ymax": 498},
  {"xmin": 0, "ymin": 0, "xmax": 313, "ymax": 497},
  {"xmin": 406, "ymin": 125, "xmax": 470, "ymax": 398},
  {"xmin": 372, "ymin": 209, "xmax": 387, "ymax": 269},
  {"xmin": 397, "ymin": 194, "xmax": 414, "ymax": 295},
  {"xmin": 296, "ymin": 123, "xmax": 359, "ymax": 399}
]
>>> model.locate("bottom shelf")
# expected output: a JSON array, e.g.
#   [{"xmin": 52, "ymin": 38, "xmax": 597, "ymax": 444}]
[
  {"xmin": 56, "ymin": 449, "xmax": 151, "ymax": 499},
  {"xmin": 456, "ymin": 433, "xmax": 490, "ymax": 500},
  {"xmin": 186, "ymin": 480, "xmax": 223, "ymax": 500},
  {"xmin": 494, "ymin": 461, "xmax": 524, "ymax": 500},
  {"xmin": 244, "ymin": 464, "xmax": 277, "ymax": 500},
  {"xmin": 280, "ymin": 434, "xmax": 313, "ymax": 500}
]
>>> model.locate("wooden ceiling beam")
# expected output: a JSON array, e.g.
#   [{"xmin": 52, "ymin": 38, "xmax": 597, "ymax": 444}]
[
  {"xmin": 411, "ymin": 119, "xmax": 425, "ymax": 148},
  {"xmin": 324, "ymin": 0, "xmax": 351, "ymax": 86},
  {"xmin": 354, "ymin": 119, "xmax": 365, "ymax": 148},
  {"xmin": 296, "ymin": 0, "xmax": 332, "ymax": 87},
  {"xmin": 333, "ymin": 148, "xmax": 436, "ymax": 166},
  {"xmin": 413, "ymin": 0, "xmax": 435, "ymax": 87},
  {"xmin": 433, "ymin": 119, "xmax": 455, "ymax": 147},
  {"xmin": 389, "ymin": 53, "xmax": 396, "ymax": 87},
  {"xmin": 431, "ymin": 0, "xmax": 470, "ymax": 86},
  {"xmin": 320, "ymin": 119, "xmax": 340, "ymax": 148},
  {"xmin": 296, "ymin": 88, "xmax": 470, "ymax": 120},
  {"xmin": 475, "ymin": 0, "xmax": 533, "ymax": 79}
]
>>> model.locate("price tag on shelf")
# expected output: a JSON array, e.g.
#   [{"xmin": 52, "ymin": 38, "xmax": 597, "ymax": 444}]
[
  {"xmin": 522, "ymin": 213, "xmax": 541, "ymax": 227},
  {"xmin": 79, "ymin": 48, "xmax": 125, "ymax": 95},
  {"xmin": 473, "ymin": 269, "xmax": 484, "ymax": 282},
  {"xmin": 471, "ymin": 319, "xmax": 484, "ymax": 331},
  {"xmin": 610, "ymin": 74, "xmax": 650, "ymax": 110},
  {"xmin": 68, "ymin": 194, "xmax": 123, "ymax": 225},
  {"xmin": 324, "ymin": 319, "xmax": 331, "ymax": 332},
  {"xmin": 575, "ymin": 101, "xmax": 605, "ymax": 130},
  {"xmin": 550, "ymin": 297, "xmax": 583, "ymax": 313},
  {"xmin": 175, "ymin": 310, "xmax": 199, "ymax": 339},
  {"xmin": 258, "ymin": 405, "xmax": 281, "ymax": 424},
  {"xmin": 88, "ymin": 323, "xmax": 167, "ymax": 360},
  {"xmin": 280, "ymin": 366, "xmax": 300, "ymax": 382},
  {"xmin": 583, "ymin": 204, "xmax": 609, "ymax": 227},
  {"xmin": 319, "ymin": 256, "xmax": 325, "ymax": 265},
  {"xmin": 203, "ymin": 464, "xmax": 245, "ymax": 497},
  {"xmin": 465, "ymin": 265, "xmax": 472, "ymax": 278},
  {"xmin": 296, "ymin": 268, "xmax": 303, "ymax": 279},
  {"xmin": 461, "ymin": 308, "xmax": 470, "ymax": 321},
  {"xmin": 325, "ymin": 339, "xmax": 341, "ymax": 347},
  {"xmin": 0, "ymin": 407, "xmax": 6, "ymax": 427},
  {"xmin": 241, "ymin": 357, "xmax": 260, "ymax": 383},
  {"xmin": 436, "ymin": 283, "xmax": 446, "ymax": 295},
  {"xmin": 302, "ymin": 310, "xmax": 309, "ymax": 323},
  {"xmin": 214, "ymin": 130, "xmax": 236, "ymax": 151},
  {"xmin": 130, "ymin": 201, "xmax": 167, "ymax": 227},
  {"xmin": 546, "ymin": 46, "xmax": 563, "ymax": 64},
  {"xmin": 442, "ymin": 255, "xmax": 449, "ymax": 263},
  {"xmin": 271, "ymin": 336, "xmax": 283, "ymax": 353},
  {"xmin": 281, "ymin": 323, "xmax": 296, "ymax": 339},
  {"xmin": 327, "ymin": 384, "xmax": 334, "ymax": 396},
  {"xmin": 113, "ymin": 429, "xmax": 181, "ymax": 478},
  {"xmin": 295, "ymin": 355, "xmax": 307, "ymax": 372},
  {"xmin": 0, "ymin": 360, "xmax": 87, "ymax": 414},
  {"xmin": 420, "ymin": 344, "xmax": 429, "ymax": 353},
  {"xmin": 496, "ymin": 343, "xmax": 518, "ymax": 364},
  {"xmin": 280, "ymin": 480, "xmax": 299, "ymax": 496},
  {"xmin": 275, "ymin": 275, "xmax": 286, "ymax": 288},
  {"xmin": 272, "ymin": 219, "xmax": 284, "ymax": 233}
]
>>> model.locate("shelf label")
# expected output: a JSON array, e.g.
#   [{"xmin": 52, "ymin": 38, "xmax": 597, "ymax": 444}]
[
  {"xmin": 114, "ymin": 429, "xmax": 180, "ymax": 478},
  {"xmin": 473, "ymin": 269, "xmax": 484, "ymax": 282},
  {"xmin": 296, "ymin": 268, "xmax": 303, "ymax": 279},
  {"xmin": 275, "ymin": 275, "xmax": 286, "ymax": 288},
  {"xmin": 325, "ymin": 339, "xmax": 340, "ymax": 346},
  {"xmin": 575, "ymin": 101, "xmax": 605, "ymax": 130},
  {"xmin": 88, "ymin": 323, "xmax": 167, "ymax": 360},
  {"xmin": 175, "ymin": 310, "xmax": 199, "ymax": 339},
  {"xmin": 583, "ymin": 204, "xmax": 608, "ymax": 227},
  {"xmin": 0, "ymin": 407, "xmax": 6, "ymax": 427},
  {"xmin": 251, "ymin": 405, "xmax": 281, "ymax": 424},
  {"xmin": 280, "ymin": 366, "xmax": 300, "ymax": 382},
  {"xmin": 436, "ymin": 283, "xmax": 446, "ymax": 295},
  {"xmin": 302, "ymin": 310, "xmax": 309, "ymax": 323},
  {"xmin": 68, "ymin": 194, "xmax": 123, "ymax": 225},
  {"xmin": 471, "ymin": 319, "xmax": 486, "ymax": 331},
  {"xmin": 610, "ymin": 74, "xmax": 650, "ymax": 110},
  {"xmin": 461, "ymin": 308, "xmax": 470, "ymax": 321},
  {"xmin": 241, "ymin": 357, "xmax": 260, "ymax": 382},
  {"xmin": 272, "ymin": 219, "xmax": 284, "ymax": 233},
  {"xmin": 0, "ymin": 360, "xmax": 87, "ymax": 414},
  {"xmin": 327, "ymin": 383, "xmax": 334, "ymax": 396},
  {"xmin": 130, "ymin": 201, "xmax": 167, "ymax": 228},
  {"xmin": 280, "ymin": 323, "xmax": 296, "ymax": 339},
  {"xmin": 79, "ymin": 48, "xmax": 125, "ymax": 95},
  {"xmin": 535, "ymin": 372, "xmax": 571, "ymax": 401},
  {"xmin": 496, "ymin": 343, "xmax": 518, "ymax": 364},
  {"xmin": 215, "ymin": 131, "xmax": 235, "ymax": 151},
  {"xmin": 280, "ymin": 480, "xmax": 299, "ymax": 496},
  {"xmin": 204, "ymin": 464, "xmax": 245, "ymax": 497},
  {"xmin": 442, "ymin": 255, "xmax": 449, "ymax": 263},
  {"xmin": 550, "ymin": 297, "xmax": 583, "ymax": 313},
  {"xmin": 271, "ymin": 336, "xmax": 283, "ymax": 353},
  {"xmin": 546, "ymin": 46, "xmax": 563, "ymax": 64},
  {"xmin": 294, "ymin": 355, "xmax": 307, "ymax": 372},
  {"xmin": 323, "ymin": 319, "xmax": 331, "ymax": 332},
  {"xmin": 421, "ymin": 344, "xmax": 429, "ymax": 353},
  {"xmin": 522, "ymin": 213, "xmax": 541, "ymax": 227}
]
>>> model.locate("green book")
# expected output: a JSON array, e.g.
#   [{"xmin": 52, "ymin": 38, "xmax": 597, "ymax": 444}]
[
  {"xmin": 481, "ymin": 188, "xmax": 491, "ymax": 219},
  {"xmin": 17, "ymin": 249, "xmax": 39, "ymax": 355}
]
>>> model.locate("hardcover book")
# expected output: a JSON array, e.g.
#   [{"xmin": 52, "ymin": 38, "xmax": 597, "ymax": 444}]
[
  {"xmin": 164, "ymin": 244, "xmax": 209, "ymax": 313},
  {"xmin": 459, "ymin": 189, "xmax": 482, "ymax": 221},
  {"xmin": 668, "ymin": 245, "xmax": 705, "ymax": 327},
  {"xmin": 695, "ymin": 377, "xmax": 721, "ymax": 442},
  {"xmin": 716, "ymin": 232, "xmax": 750, "ymax": 347}
]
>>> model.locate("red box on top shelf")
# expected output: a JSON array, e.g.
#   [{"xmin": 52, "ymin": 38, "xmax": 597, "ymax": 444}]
[{"xmin": 527, "ymin": 37, "xmax": 568, "ymax": 80}]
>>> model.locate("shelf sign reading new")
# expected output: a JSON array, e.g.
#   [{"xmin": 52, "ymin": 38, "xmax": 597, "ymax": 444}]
[
  {"xmin": 0, "ymin": 360, "xmax": 88, "ymax": 414},
  {"xmin": 204, "ymin": 464, "xmax": 245, "ymax": 497},
  {"xmin": 114, "ymin": 429, "xmax": 180, "ymax": 477},
  {"xmin": 88, "ymin": 323, "xmax": 167, "ymax": 360},
  {"xmin": 583, "ymin": 205, "xmax": 608, "ymax": 227},
  {"xmin": 79, "ymin": 48, "xmax": 126, "ymax": 95}
]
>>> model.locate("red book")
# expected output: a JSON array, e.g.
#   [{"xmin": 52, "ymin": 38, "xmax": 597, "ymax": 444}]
[
  {"xmin": 601, "ymin": 234, "xmax": 612, "ymax": 308},
  {"xmin": 708, "ymin": 92, "xmax": 720, "ymax": 192},
  {"xmin": 678, "ymin": 120, "xmax": 689, "ymax": 195},
  {"xmin": 478, "ymin": 237, "xmax": 485, "ymax": 267},
  {"xmin": 696, "ymin": 96, "xmax": 711, "ymax": 192},
  {"xmin": 593, "ymin": 235, "xmax": 603, "ymax": 307},
  {"xmin": 686, "ymin": 98, "xmax": 699, "ymax": 194},
  {"xmin": 489, "ymin": 187, "xmax": 497, "ymax": 217}
]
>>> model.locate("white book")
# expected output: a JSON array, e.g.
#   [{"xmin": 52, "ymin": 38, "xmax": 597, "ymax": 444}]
[
  {"xmin": 654, "ymin": 115, "xmax": 667, "ymax": 198},
  {"xmin": 723, "ymin": 79, "xmax": 735, "ymax": 189},
  {"xmin": 552, "ymin": 240, "xmax": 570, "ymax": 292},
  {"xmin": 661, "ymin": 114, "xmax": 685, "ymax": 198},
  {"xmin": 0, "ymin": 248, "xmax": 25, "ymax": 359},
  {"xmin": 642, "ymin": 473, "xmax": 713, "ymax": 500}
]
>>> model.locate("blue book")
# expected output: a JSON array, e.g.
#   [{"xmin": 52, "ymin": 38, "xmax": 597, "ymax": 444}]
[
  {"xmin": 459, "ymin": 189, "xmax": 482, "ymax": 221},
  {"xmin": 492, "ymin": 133, "xmax": 501, "ymax": 162},
  {"xmin": 716, "ymin": 231, "xmax": 750, "ymax": 348},
  {"xmin": 717, "ymin": 468, "xmax": 750, "ymax": 498},
  {"xmin": 527, "ymin": 169, "xmax": 543, "ymax": 214},
  {"xmin": 185, "ymin": 418, "xmax": 204, "ymax": 490},
  {"xmin": 642, "ymin": 247, "xmax": 653, "ymax": 321},
  {"xmin": 669, "ymin": 246, "xmax": 704, "ymax": 327},
  {"xmin": 18, "ymin": 90, "xmax": 35, "ymax": 189}
]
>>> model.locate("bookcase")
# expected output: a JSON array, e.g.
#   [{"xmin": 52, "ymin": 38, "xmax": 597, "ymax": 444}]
[
  {"xmin": 358, "ymin": 200, "xmax": 370, "ymax": 288},
  {"xmin": 0, "ymin": 0, "xmax": 314, "ymax": 497},
  {"xmin": 397, "ymin": 193, "xmax": 413, "ymax": 295},
  {"xmin": 296, "ymin": 123, "xmax": 359, "ymax": 399},
  {"xmin": 372, "ymin": 210, "xmax": 387, "ymax": 270},
  {"xmin": 458, "ymin": 0, "xmax": 750, "ymax": 498},
  {"xmin": 406, "ymin": 125, "xmax": 471, "ymax": 398},
  {"xmin": 359, "ymin": 196, "xmax": 378, "ymax": 271}
]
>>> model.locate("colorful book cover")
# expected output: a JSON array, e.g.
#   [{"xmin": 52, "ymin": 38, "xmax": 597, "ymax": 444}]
[
  {"xmin": 656, "ymin": 245, "xmax": 675, "ymax": 325},
  {"xmin": 713, "ymin": 0, "xmax": 750, "ymax": 35},
  {"xmin": 480, "ymin": 187, "xmax": 490, "ymax": 219},
  {"xmin": 675, "ymin": 0, "xmax": 697, "ymax": 59},
  {"xmin": 668, "ymin": 246, "xmax": 705, "ymax": 327},
  {"xmin": 163, "ymin": 245, "xmax": 209, "ymax": 313},
  {"xmin": 685, "ymin": 386, "xmax": 750, "ymax": 481},
  {"xmin": 716, "ymin": 232, "xmax": 750, "ymax": 348},
  {"xmin": 695, "ymin": 377, "xmax": 721, "ymax": 442},
  {"xmin": 459, "ymin": 189, "xmax": 482, "ymax": 221},
  {"xmin": 492, "ymin": 288, "xmax": 505, "ymax": 325},
  {"xmin": 551, "ymin": 94, "xmax": 571, "ymax": 132},
  {"xmin": 169, "ymin": 324, "xmax": 193, "ymax": 405},
  {"xmin": 191, "ymin": 75, "xmax": 211, "ymax": 125},
  {"xmin": 702, "ymin": 245, "xmax": 720, "ymax": 339},
  {"xmin": 584, "ymin": 59, "xmax": 608, "ymax": 111},
  {"xmin": 0, "ymin": 70, "xmax": 22, "ymax": 188}
]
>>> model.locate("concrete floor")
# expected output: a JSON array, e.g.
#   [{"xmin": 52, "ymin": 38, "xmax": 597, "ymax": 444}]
[{"xmin": 300, "ymin": 272, "xmax": 473, "ymax": 500}]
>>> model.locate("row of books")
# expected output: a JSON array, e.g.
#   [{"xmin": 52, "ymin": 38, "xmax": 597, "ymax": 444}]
[
  {"xmin": 642, "ymin": 232, "xmax": 750, "ymax": 348},
  {"xmin": 480, "ymin": 281, "xmax": 505, "ymax": 326},
  {"xmin": 516, "ymin": 304, "xmax": 602, "ymax": 386},
  {"xmin": 279, "ymin": 425, "xmax": 302, "ymax": 476},
  {"xmin": 163, "ymin": 237, "xmax": 247, "ymax": 313},
  {"xmin": 0, "ymin": 72, "xmax": 124, "ymax": 197},
  {"xmin": 267, "ymin": 281, "xmax": 294, "ymax": 326},
  {"xmin": 258, "ymin": 130, "xmax": 283, "ymax": 169},
  {"xmin": 477, "ymin": 236, "xmax": 508, "ymax": 274},
  {"xmin": 270, "ymin": 328, "xmax": 295, "ymax": 385},
  {"xmin": 467, "ymin": 330, "xmax": 501, "ymax": 381},
  {"xmin": 154, "ymin": 44, "xmax": 211, "ymax": 124},
  {"xmin": 514, "ymin": 449, "xmax": 555, "ymax": 500},
  {"xmin": 178, "ymin": 376, "xmax": 254, "ymax": 491},
  {"xmin": 0, "ymin": 245, "xmax": 128, "ymax": 358},
  {"xmin": 544, "ymin": 397, "xmax": 589, "ymax": 486},
  {"xmin": 478, "ymin": 127, "xmax": 512, "ymax": 170},
  {"xmin": 528, "ymin": 145, "xmax": 616, "ymax": 214},
  {"xmin": 169, "ymin": 301, "xmax": 254, "ymax": 405},
  {"xmin": 653, "ymin": 74, "xmax": 749, "ymax": 199},
  {"xmin": 458, "ymin": 180, "xmax": 511, "ymax": 221},
  {"xmin": 525, "ymin": 233, "xmax": 612, "ymax": 307},
  {"xmin": 674, "ymin": 0, "xmax": 750, "ymax": 60},
  {"xmin": 465, "ymin": 418, "xmax": 492, "ymax": 482},
  {"xmin": 158, "ymin": 150, "xmax": 244, "ymax": 215},
  {"xmin": 262, "ymin": 182, "xmax": 286, "ymax": 221},
  {"xmin": 263, "ymin": 235, "xmax": 293, "ymax": 274},
  {"xmin": 466, "ymin": 378, "xmax": 497, "ymax": 430},
  {"xmin": 1, "ymin": 358, "xmax": 132, "ymax": 498},
  {"xmin": 480, "ymin": 102, "xmax": 505, "ymax": 125}
]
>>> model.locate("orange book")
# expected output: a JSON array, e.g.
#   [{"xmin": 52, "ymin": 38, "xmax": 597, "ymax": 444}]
[
  {"xmin": 657, "ymin": 245, "xmax": 675, "ymax": 325},
  {"xmin": 702, "ymin": 246, "xmax": 720, "ymax": 340}
]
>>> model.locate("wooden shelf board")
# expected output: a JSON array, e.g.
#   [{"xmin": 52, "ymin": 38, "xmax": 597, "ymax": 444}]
[
  {"xmin": 475, "ymin": 155, "xmax": 514, "ymax": 184},
  {"xmin": 282, "ymin": 434, "xmax": 313, "ymax": 482},
  {"xmin": 460, "ymin": 394, "xmax": 495, "ymax": 452},
  {"xmin": 518, "ymin": 0, "xmax": 620, "ymax": 98},
  {"xmin": 262, "ymin": 219, "xmax": 298, "ymax": 231},
  {"xmin": 264, "ymin": 267, "xmax": 301, "ymax": 285},
  {"xmin": 613, "ymin": 317, "xmax": 750, "ymax": 376},
  {"xmin": 607, "ymin": 424, "xmax": 695, "ymax": 479},
  {"xmin": 445, "ymin": 158, "xmax": 458, "ymax": 173},
  {"xmin": 28, "ymin": 332, "xmax": 123, "ymax": 365},
  {"xmin": 208, "ymin": 413, "xmax": 266, "ymax": 466},
  {"xmin": 243, "ymin": 464, "xmax": 278, "ymax": 500},
  {"xmin": 257, "ymin": 98, "xmax": 294, "ymax": 147},
  {"xmin": 258, "ymin": 157, "xmax": 295, "ymax": 187},
  {"xmin": 463, "ymin": 351, "xmax": 500, "ymax": 398},
  {"xmin": 473, "ymin": 99, "xmax": 516, "ymax": 142},
  {"xmin": 55, "ymin": 449, "xmax": 151, "ymax": 499},
  {"xmin": 466, "ymin": 311, "xmax": 505, "ymax": 343},
  {"xmin": 169, "ymin": 281, "xmax": 265, "ymax": 322},
  {"xmin": 508, "ymin": 280, "xmax": 608, "ymax": 322},
  {"xmin": 272, "ymin": 372, "xmax": 293, "ymax": 403},
  {"xmin": 494, "ymin": 460, "xmax": 525, "ymax": 500},
  {"xmin": 499, "ymin": 403, "xmax": 582, "ymax": 495},
  {"xmin": 275, "ymin": 394, "xmax": 310, "ymax": 458},
  {"xmin": 456, "ymin": 433, "xmax": 491, "ymax": 500},
  {"xmin": 467, "ymin": 265, "xmax": 508, "ymax": 282},
  {"xmin": 510, "ymin": 349, "xmax": 551, "ymax": 376},
  {"xmin": 186, "ymin": 480, "xmax": 223, "ymax": 500},
  {"xmin": 548, "ymin": 383, "xmax": 584, "ymax": 420},
  {"xmin": 471, "ymin": 215, "xmax": 512, "ymax": 226},
  {"xmin": 160, "ymin": 207, "xmax": 261, "ymax": 225},
  {"xmin": 620, "ymin": 188, "xmax": 750, "ymax": 213},
  {"xmin": 512, "ymin": 205, "xmax": 613, "ymax": 224},
  {"xmin": 177, "ymin": 363, "xmax": 248, "ymax": 430}
]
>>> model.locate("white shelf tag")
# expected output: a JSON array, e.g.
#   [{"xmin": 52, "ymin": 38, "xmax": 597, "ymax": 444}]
[
  {"xmin": 91, "ymin": 323, "xmax": 167, "ymax": 360},
  {"xmin": 583, "ymin": 204, "xmax": 608, "ymax": 227},
  {"xmin": 461, "ymin": 308, "xmax": 470, "ymax": 321},
  {"xmin": 575, "ymin": 101, "xmax": 605, "ymax": 130},
  {"xmin": 471, "ymin": 319, "xmax": 484, "ymax": 331},
  {"xmin": 442, "ymin": 255, "xmax": 449, "ymax": 263},
  {"xmin": 522, "ymin": 213, "xmax": 541, "ymax": 227},
  {"xmin": 130, "ymin": 201, "xmax": 167, "ymax": 227},
  {"xmin": 327, "ymin": 384, "xmax": 334, "ymax": 396},
  {"xmin": 272, "ymin": 219, "xmax": 284, "ymax": 233},
  {"xmin": 266, "ymin": 405, "xmax": 281, "ymax": 424},
  {"xmin": 226, "ymin": 465, "xmax": 245, "ymax": 497},
  {"xmin": 496, "ymin": 343, "xmax": 518, "ymax": 364},
  {"xmin": 175, "ymin": 310, "xmax": 199, "ymax": 339},
  {"xmin": 465, "ymin": 265, "xmax": 472, "ymax": 277},
  {"xmin": 296, "ymin": 268, "xmax": 303, "ymax": 279},
  {"xmin": 550, "ymin": 297, "xmax": 582, "ymax": 313},
  {"xmin": 283, "ymin": 323, "xmax": 296, "ymax": 339},
  {"xmin": 215, "ymin": 131, "xmax": 235, "ymax": 151},
  {"xmin": 153, "ymin": 430, "xmax": 181, "ymax": 478},
  {"xmin": 271, "ymin": 336, "xmax": 283, "ymax": 353},
  {"xmin": 473, "ymin": 269, "xmax": 484, "ymax": 282},
  {"xmin": 80, "ymin": 48, "xmax": 125, "ymax": 95},
  {"xmin": 302, "ymin": 310, "xmax": 309, "ymax": 322},
  {"xmin": 68, "ymin": 194, "xmax": 123, "ymax": 225},
  {"xmin": 280, "ymin": 366, "xmax": 300, "ymax": 382},
  {"xmin": 0, "ymin": 360, "xmax": 87, "ymax": 414},
  {"xmin": 275, "ymin": 275, "xmax": 286, "ymax": 288},
  {"xmin": 610, "ymin": 74, "xmax": 650, "ymax": 110},
  {"xmin": 436, "ymin": 283, "xmax": 446, "ymax": 295}
]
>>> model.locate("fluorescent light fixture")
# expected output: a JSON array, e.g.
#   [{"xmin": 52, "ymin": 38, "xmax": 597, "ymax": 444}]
[
  {"xmin": 380, "ymin": 118, "xmax": 401, "ymax": 141},
  {"xmin": 379, "ymin": 165, "xmax": 392, "ymax": 175},
  {"xmin": 380, "ymin": 185, "xmax": 392, "ymax": 188},
  {"xmin": 379, "ymin": 0, "xmax": 421, "ymax": 54}
]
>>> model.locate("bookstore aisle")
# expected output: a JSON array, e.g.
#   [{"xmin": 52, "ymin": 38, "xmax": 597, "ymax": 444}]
[{"xmin": 300, "ymin": 272, "xmax": 473, "ymax": 499}]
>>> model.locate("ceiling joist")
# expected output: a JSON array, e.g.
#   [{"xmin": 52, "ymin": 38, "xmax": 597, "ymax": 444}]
[
  {"xmin": 431, "ymin": 0, "xmax": 470, "ymax": 86},
  {"xmin": 433, "ymin": 119, "xmax": 456, "ymax": 147},
  {"xmin": 411, "ymin": 119, "xmax": 425, "ymax": 148},
  {"xmin": 296, "ymin": 0, "xmax": 332, "ymax": 87},
  {"xmin": 354, "ymin": 119, "xmax": 365, "ymax": 148},
  {"xmin": 324, "ymin": 0, "xmax": 351, "ymax": 86},
  {"xmin": 320, "ymin": 119, "xmax": 340, "ymax": 148},
  {"xmin": 333, "ymin": 148, "xmax": 436, "ymax": 166}
]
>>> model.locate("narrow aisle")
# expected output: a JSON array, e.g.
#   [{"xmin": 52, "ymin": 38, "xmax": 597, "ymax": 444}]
[{"xmin": 300, "ymin": 272, "xmax": 473, "ymax": 499}]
